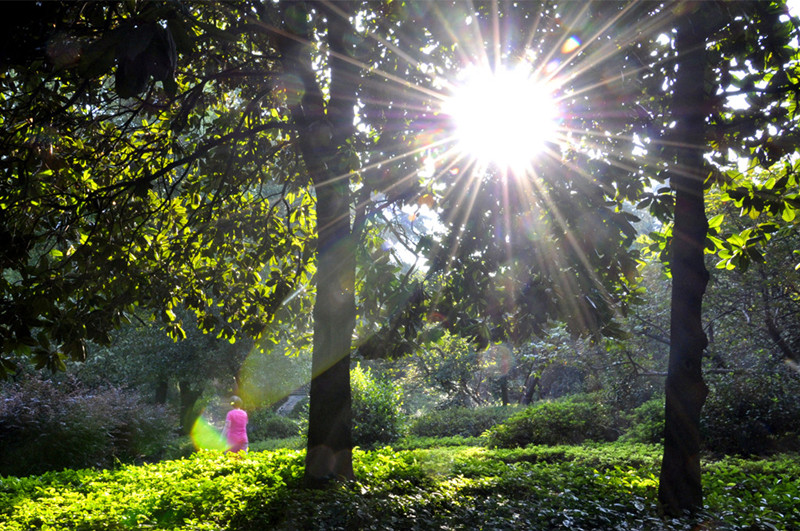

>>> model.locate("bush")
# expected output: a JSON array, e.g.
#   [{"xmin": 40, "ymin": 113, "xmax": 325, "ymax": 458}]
[
  {"xmin": 620, "ymin": 396, "xmax": 664, "ymax": 444},
  {"xmin": 247, "ymin": 409, "xmax": 301, "ymax": 441},
  {"xmin": 486, "ymin": 394, "xmax": 619, "ymax": 448},
  {"xmin": 0, "ymin": 376, "xmax": 175, "ymax": 476},
  {"xmin": 409, "ymin": 406, "xmax": 520, "ymax": 438},
  {"xmin": 392, "ymin": 435, "xmax": 484, "ymax": 449},
  {"xmin": 702, "ymin": 368, "xmax": 800, "ymax": 455},
  {"xmin": 159, "ymin": 436, "xmax": 196, "ymax": 461},
  {"xmin": 2, "ymin": 443, "xmax": 797, "ymax": 530},
  {"xmin": 351, "ymin": 363, "xmax": 404, "ymax": 448},
  {"xmin": 249, "ymin": 436, "xmax": 305, "ymax": 452}
]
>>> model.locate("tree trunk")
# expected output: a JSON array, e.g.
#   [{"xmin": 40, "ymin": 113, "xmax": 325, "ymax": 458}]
[
  {"xmin": 658, "ymin": 17, "xmax": 710, "ymax": 516},
  {"xmin": 760, "ymin": 268, "xmax": 798, "ymax": 364},
  {"xmin": 276, "ymin": 2, "xmax": 359, "ymax": 486},
  {"xmin": 178, "ymin": 380, "xmax": 203, "ymax": 436},
  {"xmin": 305, "ymin": 178, "xmax": 356, "ymax": 485},
  {"xmin": 519, "ymin": 372, "xmax": 539, "ymax": 405},
  {"xmin": 499, "ymin": 375, "xmax": 509, "ymax": 406},
  {"xmin": 154, "ymin": 380, "xmax": 168, "ymax": 404}
]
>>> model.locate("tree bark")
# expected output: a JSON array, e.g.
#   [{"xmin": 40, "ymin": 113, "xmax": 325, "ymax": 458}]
[
  {"xmin": 658, "ymin": 17, "xmax": 710, "ymax": 516},
  {"xmin": 276, "ymin": 2, "xmax": 358, "ymax": 486},
  {"xmin": 519, "ymin": 371, "xmax": 540, "ymax": 405},
  {"xmin": 305, "ymin": 177, "xmax": 356, "ymax": 485}
]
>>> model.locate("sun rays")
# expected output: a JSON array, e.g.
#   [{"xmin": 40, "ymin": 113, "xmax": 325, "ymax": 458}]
[
  {"xmin": 212, "ymin": 2, "xmax": 695, "ymax": 428},
  {"xmin": 258, "ymin": 2, "xmax": 684, "ymax": 341}
]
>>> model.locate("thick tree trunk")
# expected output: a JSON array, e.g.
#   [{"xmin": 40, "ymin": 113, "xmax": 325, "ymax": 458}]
[
  {"xmin": 305, "ymin": 178, "xmax": 356, "ymax": 486},
  {"xmin": 658, "ymin": 18, "xmax": 710, "ymax": 516},
  {"xmin": 275, "ymin": 2, "xmax": 359, "ymax": 487}
]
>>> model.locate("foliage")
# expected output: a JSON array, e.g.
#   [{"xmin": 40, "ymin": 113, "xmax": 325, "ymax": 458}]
[
  {"xmin": 0, "ymin": 1, "xmax": 315, "ymax": 377},
  {"xmin": 1, "ymin": 443, "xmax": 798, "ymax": 530},
  {"xmin": 620, "ymin": 396, "xmax": 665, "ymax": 445},
  {"xmin": 412, "ymin": 331, "xmax": 501, "ymax": 407},
  {"xmin": 702, "ymin": 366, "xmax": 800, "ymax": 456},
  {"xmin": 4, "ymin": 0, "xmax": 800, "ymax": 503},
  {"xmin": 0, "ymin": 376, "xmax": 174, "ymax": 476},
  {"xmin": 486, "ymin": 394, "xmax": 620, "ymax": 449},
  {"xmin": 408, "ymin": 406, "xmax": 520, "ymax": 438},
  {"xmin": 76, "ymin": 313, "xmax": 250, "ymax": 392},
  {"xmin": 237, "ymin": 342, "xmax": 312, "ymax": 411},
  {"xmin": 158, "ymin": 437, "xmax": 197, "ymax": 462},
  {"xmin": 391, "ymin": 435, "xmax": 485, "ymax": 450},
  {"xmin": 351, "ymin": 363, "xmax": 405, "ymax": 449},
  {"xmin": 247, "ymin": 409, "xmax": 301, "ymax": 442},
  {"xmin": 248, "ymin": 437, "xmax": 306, "ymax": 453}
]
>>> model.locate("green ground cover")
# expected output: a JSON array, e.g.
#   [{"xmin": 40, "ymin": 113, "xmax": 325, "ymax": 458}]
[{"xmin": 1, "ymin": 442, "xmax": 797, "ymax": 530}]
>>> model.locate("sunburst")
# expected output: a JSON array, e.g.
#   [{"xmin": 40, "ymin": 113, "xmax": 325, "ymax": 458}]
[{"xmin": 442, "ymin": 63, "xmax": 561, "ymax": 174}]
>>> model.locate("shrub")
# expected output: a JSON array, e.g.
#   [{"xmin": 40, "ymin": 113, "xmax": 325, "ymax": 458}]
[
  {"xmin": 2, "ymin": 443, "xmax": 796, "ymax": 530},
  {"xmin": 249, "ymin": 436, "xmax": 305, "ymax": 452},
  {"xmin": 620, "ymin": 396, "xmax": 665, "ymax": 444},
  {"xmin": 409, "ymin": 406, "xmax": 520, "ymax": 438},
  {"xmin": 392, "ymin": 435, "xmax": 484, "ymax": 449},
  {"xmin": 160, "ymin": 436, "xmax": 196, "ymax": 461},
  {"xmin": 0, "ymin": 376, "xmax": 174, "ymax": 476},
  {"xmin": 702, "ymin": 368, "xmax": 800, "ymax": 455},
  {"xmin": 486, "ymin": 394, "xmax": 619, "ymax": 448},
  {"xmin": 247, "ymin": 409, "xmax": 301, "ymax": 441},
  {"xmin": 351, "ymin": 363, "xmax": 404, "ymax": 448}
]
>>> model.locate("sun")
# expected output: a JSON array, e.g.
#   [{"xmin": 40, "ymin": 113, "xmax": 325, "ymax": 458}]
[{"xmin": 443, "ymin": 64, "xmax": 560, "ymax": 172}]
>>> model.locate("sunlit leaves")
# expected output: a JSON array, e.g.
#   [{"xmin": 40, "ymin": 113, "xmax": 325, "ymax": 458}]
[
  {"xmin": 2, "ymin": 444, "xmax": 797, "ymax": 529},
  {"xmin": 0, "ymin": 2, "xmax": 314, "ymax": 374}
]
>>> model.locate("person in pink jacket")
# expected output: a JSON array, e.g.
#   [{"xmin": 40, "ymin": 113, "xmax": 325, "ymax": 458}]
[{"xmin": 222, "ymin": 395, "xmax": 248, "ymax": 452}]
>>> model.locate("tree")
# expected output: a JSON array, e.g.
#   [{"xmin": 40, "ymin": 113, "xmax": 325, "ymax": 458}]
[
  {"xmin": 6, "ymin": 1, "xmax": 800, "ymax": 508},
  {"xmin": 76, "ymin": 310, "xmax": 251, "ymax": 435},
  {"xmin": 0, "ymin": 1, "xmax": 312, "ymax": 378},
  {"xmin": 0, "ymin": 0, "xmax": 436, "ymax": 486},
  {"xmin": 271, "ymin": 2, "xmax": 360, "ymax": 484},
  {"xmin": 658, "ymin": 12, "xmax": 710, "ymax": 513},
  {"xmin": 652, "ymin": 2, "xmax": 800, "ymax": 513}
]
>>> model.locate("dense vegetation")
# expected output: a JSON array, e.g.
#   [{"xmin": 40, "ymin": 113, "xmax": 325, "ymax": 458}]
[
  {"xmin": 2, "ymin": 0, "xmax": 800, "ymax": 520},
  {"xmin": 2, "ymin": 443, "xmax": 798, "ymax": 530}
]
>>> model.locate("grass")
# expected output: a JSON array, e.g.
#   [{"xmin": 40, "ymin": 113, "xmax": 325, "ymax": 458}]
[{"xmin": 1, "ymin": 441, "xmax": 798, "ymax": 530}]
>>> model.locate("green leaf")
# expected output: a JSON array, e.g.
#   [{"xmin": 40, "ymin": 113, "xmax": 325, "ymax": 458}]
[{"xmin": 708, "ymin": 213, "xmax": 725, "ymax": 229}]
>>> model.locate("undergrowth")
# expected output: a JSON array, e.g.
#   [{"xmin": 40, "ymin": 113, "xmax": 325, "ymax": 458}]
[{"xmin": 1, "ymin": 442, "xmax": 798, "ymax": 530}]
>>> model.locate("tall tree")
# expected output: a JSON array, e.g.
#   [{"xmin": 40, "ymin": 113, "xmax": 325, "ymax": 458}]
[
  {"xmin": 654, "ymin": 1, "xmax": 800, "ymax": 513},
  {"xmin": 658, "ymin": 11, "xmax": 710, "ymax": 514},
  {"xmin": 274, "ymin": 2, "xmax": 360, "ymax": 484}
]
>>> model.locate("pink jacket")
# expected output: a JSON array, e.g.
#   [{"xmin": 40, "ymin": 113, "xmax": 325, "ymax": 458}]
[{"xmin": 225, "ymin": 408, "xmax": 248, "ymax": 445}]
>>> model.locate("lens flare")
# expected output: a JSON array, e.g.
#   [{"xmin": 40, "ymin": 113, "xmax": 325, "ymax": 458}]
[
  {"xmin": 190, "ymin": 416, "xmax": 227, "ymax": 451},
  {"xmin": 561, "ymin": 36, "xmax": 581, "ymax": 54}
]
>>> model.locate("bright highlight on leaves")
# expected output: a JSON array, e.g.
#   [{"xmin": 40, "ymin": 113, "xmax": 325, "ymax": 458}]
[{"xmin": 444, "ymin": 64, "xmax": 559, "ymax": 172}]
